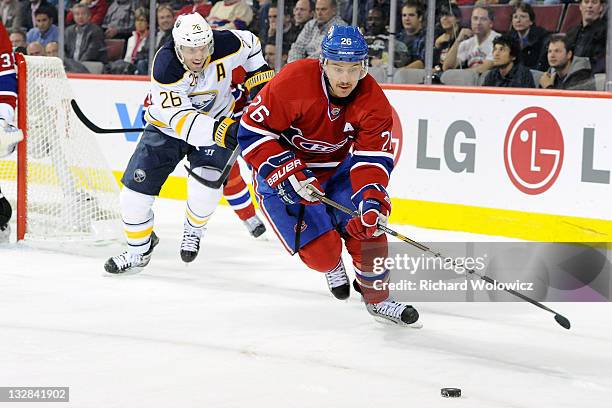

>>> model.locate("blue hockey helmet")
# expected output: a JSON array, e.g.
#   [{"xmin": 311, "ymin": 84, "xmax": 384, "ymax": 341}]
[
  {"xmin": 320, "ymin": 25, "xmax": 369, "ymax": 79},
  {"xmin": 320, "ymin": 25, "xmax": 368, "ymax": 63}
]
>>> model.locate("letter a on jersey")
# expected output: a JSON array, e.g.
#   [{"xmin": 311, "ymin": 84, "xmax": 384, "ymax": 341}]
[
  {"xmin": 216, "ymin": 63, "xmax": 226, "ymax": 82},
  {"xmin": 344, "ymin": 122, "xmax": 354, "ymax": 132}
]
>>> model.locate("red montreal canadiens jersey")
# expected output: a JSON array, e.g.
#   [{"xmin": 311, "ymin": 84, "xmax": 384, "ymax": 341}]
[
  {"xmin": 239, "ymin": 59, "xmax": 394, "ymax": 192},
  {"xmin": 0, "ymin": 21, "xmax": 16, "ymax": 112}
]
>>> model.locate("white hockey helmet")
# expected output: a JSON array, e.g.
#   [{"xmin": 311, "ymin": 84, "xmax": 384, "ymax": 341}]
[{"xmin": 172, "ymin": 13, "xmax": 214, "ymax": 69}]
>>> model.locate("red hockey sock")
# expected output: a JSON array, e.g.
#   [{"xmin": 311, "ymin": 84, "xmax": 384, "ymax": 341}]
[
  {"xmin": 223, "ymin": 162, "xmax": 256, "ymax": 221},
  {"xmin": 345, "ymin": 234, "xmax": 389, "ymax": 304}
]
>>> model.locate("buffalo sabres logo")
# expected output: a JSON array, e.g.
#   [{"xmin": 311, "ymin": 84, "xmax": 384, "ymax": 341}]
[
  {"xmin": 134, "ymin": 169, "xmax": 146, "ymax": 183},
  {"xmin": 327, "ymin": 26, "xmax": 334, "ymax": 39},
  {"xmin": 283, "ymin": 126, "xmax": 348, "ymax": 154},
  {"xmin": 189, "ymin": 91, "xmax": 217, "ymax": 113}
]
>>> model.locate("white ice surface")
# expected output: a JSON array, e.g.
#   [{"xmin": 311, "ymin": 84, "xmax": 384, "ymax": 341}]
[{"xmin": 1, "ymin": 198, "xmax": 610, "ymax": 408}]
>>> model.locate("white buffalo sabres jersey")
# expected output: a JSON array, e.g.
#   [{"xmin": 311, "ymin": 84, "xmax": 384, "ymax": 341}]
[{"xmin": 145, "ymin": 29, "xmax": 266, "ymax": 146}]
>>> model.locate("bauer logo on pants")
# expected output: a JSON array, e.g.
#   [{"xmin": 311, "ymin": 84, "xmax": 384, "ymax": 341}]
[
  {"xmin": 504, "ymin": 107, "xmax": 564, "ymax": 195},
  {"xmin": 134, "ymin": 169, "xmax": 146, "ymax": 183}
]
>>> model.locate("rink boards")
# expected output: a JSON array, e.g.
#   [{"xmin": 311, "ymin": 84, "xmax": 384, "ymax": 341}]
[{"xmin": 67, "ymin": 75, "xmax": 612, "ymax": 242}]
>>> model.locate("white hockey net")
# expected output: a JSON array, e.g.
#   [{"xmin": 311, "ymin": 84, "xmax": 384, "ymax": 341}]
[{"xmin": 0, "ymin": 55, "xmax": 121, "ymax": 241}]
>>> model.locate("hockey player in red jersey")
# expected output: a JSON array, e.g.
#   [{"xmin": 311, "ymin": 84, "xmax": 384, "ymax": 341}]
[
  {"xmin": 0, "ymin": 21, "xmax": 22, "ymax": 242},
  {"xmin": 237, "ymin": 25, "xmax": 420, "ymax": 327}
]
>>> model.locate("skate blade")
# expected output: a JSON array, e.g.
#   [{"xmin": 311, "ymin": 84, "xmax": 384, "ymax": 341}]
[
  {"xmin": 372, "ymin": 315, "xmax": 423, "ymax": 329},
  {"xmin": 102, "ymin": 266, "xmax": 145, "ymax": 277}
]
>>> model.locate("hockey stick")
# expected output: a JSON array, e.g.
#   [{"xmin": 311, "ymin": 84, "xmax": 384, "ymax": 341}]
[
  {"xmin": 71, "ymin": 96, "xmax": 238, "ymax": 188},
  {"xmin": 307, "ymin": 186, "xmax": 571, "ymax": 330},
  {"xmin": 70, "ymin": 99, "xmax": 144, "ymax": 134},
  {"xmin": 183, "ymin": 147, "xmax": 241, "ymax": 189}
]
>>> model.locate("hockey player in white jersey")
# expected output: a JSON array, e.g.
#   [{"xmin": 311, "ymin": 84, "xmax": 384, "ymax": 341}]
[{"xmin": 104, "ymin": 13, "xmax": 274, "ymax": 274}]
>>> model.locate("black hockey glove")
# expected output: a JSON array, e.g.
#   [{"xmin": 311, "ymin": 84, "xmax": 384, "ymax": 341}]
[{"xmin": 245, "ymin": 66, "xmax": 275, "ymax": 99}]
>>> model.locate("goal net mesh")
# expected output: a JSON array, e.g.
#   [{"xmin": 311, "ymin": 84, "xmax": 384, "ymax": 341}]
[{"xmin": 0, "ymin": 56, "xmax": 121, "ymax": 240}]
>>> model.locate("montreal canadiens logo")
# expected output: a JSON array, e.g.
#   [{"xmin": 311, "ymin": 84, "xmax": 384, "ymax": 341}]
[
  {"xmin": 504, "ymin": 107, "xmax": 563, "ymax": 195},
  {"xmin": 292, "ymin": 135, "xmax": 348, "ymax": 153},
  {"xmin": 281, "ymin": 107, "xmax": 403, "ymax": 160}
]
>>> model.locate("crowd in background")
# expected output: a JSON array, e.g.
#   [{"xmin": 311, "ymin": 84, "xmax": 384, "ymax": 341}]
[{"xmin": 1, "ymin": 0, "xmax": 607, "ymax": 90}]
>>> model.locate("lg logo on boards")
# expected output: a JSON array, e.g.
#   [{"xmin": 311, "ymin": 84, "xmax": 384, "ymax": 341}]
[{"xmin": 415, "ymin": 106, "xmax": 610, "ymax": 195}]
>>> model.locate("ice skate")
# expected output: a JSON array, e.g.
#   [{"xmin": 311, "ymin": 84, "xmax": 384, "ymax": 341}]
[
  {"xmin": 181, "ymin": 224, "xmax": 204, "ymax": 263},
  {"xmin": 243, "ymin": 214, "xmax": 266, "ymax": 238},
  {"xmin": 353, "ymin": 280, "xmax": 421, "ymax": 328},
  {"xmin": 325, "ymin": 260, "xmax": 350, "ymax": 300},
  {"xmin": 365, "ymin": 298, "xmax": 421, "ymax": 328},
  {"xmin": 104, "ymin": 232, "xmax": 159, "ymax": 275}
]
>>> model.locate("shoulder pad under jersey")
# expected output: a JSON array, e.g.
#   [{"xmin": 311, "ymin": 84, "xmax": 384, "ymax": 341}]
[
  {"xmin": 209, "ymin": 30, "xmax": 242, "ymax": 63},
  {"xmin": 152, "ymin": 41, "xmax": 187, "ymax": 85}
]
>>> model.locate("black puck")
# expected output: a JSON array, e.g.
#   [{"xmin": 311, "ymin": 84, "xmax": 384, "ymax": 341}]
[{"xmin": 441, "ymin": 388, "xmax": 461, "ymax": 398}]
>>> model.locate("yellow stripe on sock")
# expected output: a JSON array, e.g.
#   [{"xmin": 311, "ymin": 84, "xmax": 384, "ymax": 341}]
[
  {"xmin": 125, "ymin": 226, "xmax": 153, "ymax": 239},
  {"xmin": 186, "ymin": 210, "xmax": 209, "ymax": 227}
]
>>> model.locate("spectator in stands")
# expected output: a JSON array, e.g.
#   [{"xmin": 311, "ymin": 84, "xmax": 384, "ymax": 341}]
[
  {"xmin": 566, "ymin": 0, "xmax": 606, "ymax": 74},
  {"xmin": 364, "ymin": 0, "xmax": 401, "ymax": 31},
  {"xmin": 21, "ymin": 0, "xmax": 57, "ymax": 32},
  {"xmin": 8, "ymin": 29, "xmax": 26, "ymax": 51},
  {"xmin": 256, "ymin": 0, "xmax": 271, "ymax": 42},
  {"xmin": 396, "ymin": 0, "xmax": 426, "ymax": 69},
  {"xmin": 207, "ymin": 0, "xmax": 253, "ymax": 30},
  {"xmin": 46, "ymin": 41, "xmax": 90, "ymax": 73},
  {"xmin": 65, "ymin": 3, "xmax": 107, "ymax": 63},
  {"xmin": 483, "ymin": 34, "xmax": 535, "ymax": 88},
  {"xmin": 268, "ymin": 2, "xmax": 297, "ymax": 47},
  {"xmin": 124, "ymin": 7, "xmax": 149, "ymax": 72},
  {"xmin": 286, "ymin": 0, "xmax": 314, "ymax": 43},
  {"xmin": 26, "ymin": 40, "xmax": 43, "ymax": 55},
  {"xmin": 177, "ymin": 0, "xmax": 212, "ymax": 19},
  {"xmin": 433, "ymin": 3, "xmax": 461, "ymax": 73},
  {"xmin": 294, "ymin": 0, "xmax": 314, "ymax": 27},
  {"xmin": 102, "ymin": 0, "xmax": 134, "ymax": 40},
  {"xmin": 539, "ymin": 33, "xmax": 595, "ymax": 90},
  {"xmin": 265, "ymin": 36, "xmax": 289, "ymax": 69},
  {"xmin": 509, "ymin": 2, "xmax": 548, "ymax": 71},
  {"xmin": 44, "ymin": 40, "xmax": 56, "ymax": 56},
  {"xmin": 66, "ymin": 0, "xmax": 109, "ymax": 27},
  {"xmin": 1, "ymin": 0, "xmax": 23, "ymax": 32},
  {"xmin": 26, "ymin": 6, "xmax": 57, "ymax": 47},
  {"xmin": 288, "ymin": 0, "xmax": 346, "ymax": 62},
  {"xmin": 443, "ymin": 6, "xmax": 500, "ymax": 73},
  {"xmin": 364, "ymin": 6, "xmax": 410, "ymax": 68},
  {"xmin": 338, "ymin": 0, "xmax": 367, "ymax": 27},
  {"xmin": 156, "ymin": 4, "xmax": 174, "ymax": 51}
]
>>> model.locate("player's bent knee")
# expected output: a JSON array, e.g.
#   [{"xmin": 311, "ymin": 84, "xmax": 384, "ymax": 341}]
[
  {"xmin": 120, "ymin": 187, "xmax": 155, "ymax": 223},
  {"xmin": 188, "ymin": 166, "xmax": 223, "ymax": 183},
  {"xmin": 299, "ymin": 230, "xmax": 342, "ymax": 272}
]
